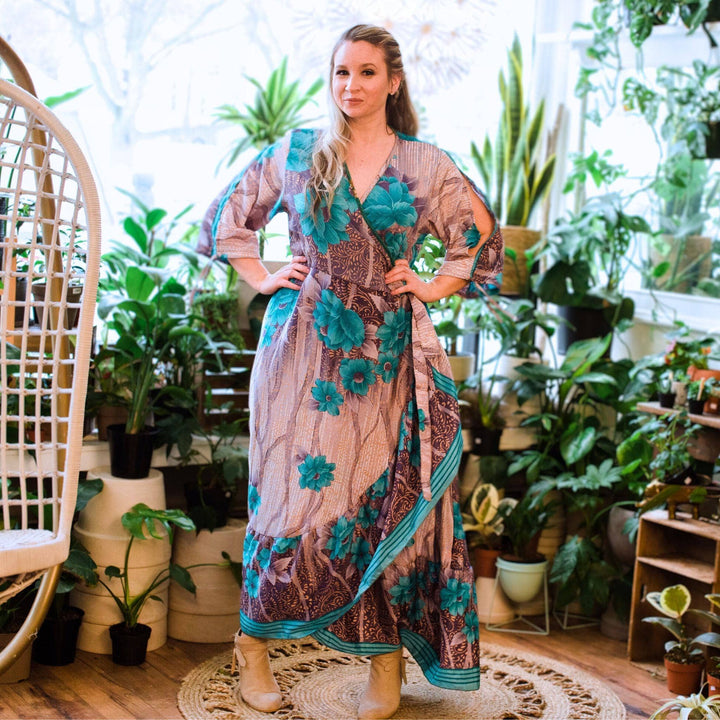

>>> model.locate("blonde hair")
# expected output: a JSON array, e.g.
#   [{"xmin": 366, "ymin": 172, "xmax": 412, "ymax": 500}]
[{"xmin": 308, "ymin": 24, "xmax": 419, "ymax": 219}]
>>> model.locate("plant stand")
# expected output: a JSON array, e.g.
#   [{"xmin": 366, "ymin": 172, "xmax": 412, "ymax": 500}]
[
  {"xmin": 71, "ymin": 466, "xmax": 169, "ymax": 654},
  {"xmin": 553, "ymin": 604, "xmax": 600, "ymax": 630},
  {"xmin": 485, "ymin": 565, "xmax": 550, "ymax": 635}
]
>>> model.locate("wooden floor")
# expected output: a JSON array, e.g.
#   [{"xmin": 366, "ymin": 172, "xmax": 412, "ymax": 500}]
[{"xmin": 0, "ymin": 624, "xmax": 667, "ymax": 720}]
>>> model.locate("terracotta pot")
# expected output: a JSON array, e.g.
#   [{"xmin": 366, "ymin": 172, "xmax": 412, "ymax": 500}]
[
  {"xmin": 688, "ymin": 367, "xmax": 720, "ymax": 414},
  {"xmin": 706, "ymin": 663, "xmax": 720, "ymax": 696},
  {"xmin": 472, "ymin": 547, "xmax": 501, "ymax": 578},
  {"xmin": 664, "ymin": 656, "xmax": 703, "ymax": 695}
]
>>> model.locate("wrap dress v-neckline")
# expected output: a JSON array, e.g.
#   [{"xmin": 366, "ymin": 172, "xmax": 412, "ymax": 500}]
[{"xmin": 204, "ymin": 128, "xmax": 504, "ymax": 691}]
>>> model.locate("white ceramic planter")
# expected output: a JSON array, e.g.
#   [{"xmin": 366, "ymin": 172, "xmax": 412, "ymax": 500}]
[
  {"xmin": 496, "ymin": 557, "xmax": 548, "ymax": 604},
  {"xmin": 168, "ymin": 518, "xmax": 247, "ymax": 643}
]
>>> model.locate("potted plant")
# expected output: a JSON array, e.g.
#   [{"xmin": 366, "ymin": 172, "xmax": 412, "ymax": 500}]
[
  {"xmin": 158, "ymin": 415, "xmax": 249, "ymax": 531},
  {"xmin": 533, "ymin": 188, "xmax": 651, "ymax": 353},
  {"xmin": 471, "ymin": 33, "xmax": 556, "ymax": 296},
  {"xmin": 495, "ymin": 487, "xmax": 556, "ymax": 604},
  {"xmin": 687, "ymin": 592, "xmax": 720, "ymax": 696},
  {"xmin": 32, "ymin": 477, "xmax": 103, "ymax": 666},
  {"xmin": 646, "ymin": 153, "xmax": 720, "ymax": 293},
  {"xmin": 95, "ymin": 200, "xmax": 219, "ymax": 478},
  {"xmin": 87, "ymin": 503, "xmax": 200, "ymax": 665},
  {"xmin": 650, "ymin": 692, "xmax": 720, "ymax": 720},
  {"xmin": 461, "ymin": 482, "xmax": 515, "ymax": 578},
  {"xmin": 642, "ymin": 584, "xmax": 708, "ymax": 695},
  {"xmin": 687, "ymin": 377, "xmax": 716, "ymax": 415},
  {"xmin": 0, "ymin": 583, "xmax": 35, "ymax": 683}
]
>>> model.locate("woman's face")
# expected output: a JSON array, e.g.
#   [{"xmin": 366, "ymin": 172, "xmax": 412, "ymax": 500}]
[{"xmin": 331, "ymin": 40, "xmax": 400, "ymax": 125}]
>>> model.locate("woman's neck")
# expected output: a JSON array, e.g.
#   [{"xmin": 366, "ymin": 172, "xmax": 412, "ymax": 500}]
[{"xmin": 347, "ymin": 116, "xmax": 394, "ymax": 147}]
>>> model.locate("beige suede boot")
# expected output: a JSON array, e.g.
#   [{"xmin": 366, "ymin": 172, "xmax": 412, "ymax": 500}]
[
  {"xmin": 357, "ymin": 648, "xmax": 407, "ymax": 719},
  {"xmin": 231, "ymin": 632, "xmax": 283, "ymax": 713}
]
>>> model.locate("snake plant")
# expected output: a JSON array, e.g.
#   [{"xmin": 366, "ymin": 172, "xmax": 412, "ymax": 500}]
[{"xmin": 471, "ymin": 34, "xmax": 555, "ymax": 228}]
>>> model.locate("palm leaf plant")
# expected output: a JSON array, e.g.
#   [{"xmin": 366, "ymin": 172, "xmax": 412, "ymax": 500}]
[{"xmin": 215, "ymin": 56, "xmax": 323, "ymax": 168}]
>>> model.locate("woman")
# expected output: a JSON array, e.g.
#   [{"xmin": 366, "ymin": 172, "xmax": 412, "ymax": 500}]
[{"xmin": 200, "ymin": 23, "xmax": 503, "ymax": 720}]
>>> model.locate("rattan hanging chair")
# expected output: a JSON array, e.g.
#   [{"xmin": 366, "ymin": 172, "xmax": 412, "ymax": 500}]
[{"xmin": 0, "ymin": 38, "xmax": 101, "ymax": 675}]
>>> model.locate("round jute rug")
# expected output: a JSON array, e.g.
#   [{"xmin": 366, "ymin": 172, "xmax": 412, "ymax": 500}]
[{"xmin": 177, "ymin": 638, "xmax": 626, "ymax": 720}]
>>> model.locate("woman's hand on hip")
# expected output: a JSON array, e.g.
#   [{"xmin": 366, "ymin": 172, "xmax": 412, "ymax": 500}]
[
  {"xmin": 385, "ymin": 259, "xmax": 465, "ymax": 303},
  {"xmin": 258, "ymin": 256, "xmax": 309, "ymax": 294}
]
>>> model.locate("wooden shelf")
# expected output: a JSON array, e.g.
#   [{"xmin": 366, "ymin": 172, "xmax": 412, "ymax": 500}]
[
  {"xmin": 637, "ymin": 401, "xmax": 720, "ymax": 430},
  {"xmin": 636, "ymin": 555, "xmax": 714, "ymax": 585},
  {"xmin": 629, "ymin": 510, "xmax": 720, "ymax": 662}
]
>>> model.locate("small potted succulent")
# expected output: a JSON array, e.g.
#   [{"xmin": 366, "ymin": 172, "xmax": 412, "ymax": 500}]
[{"xmin": 687, "ymin": 377, "xmax": 716, "ymax": 415}]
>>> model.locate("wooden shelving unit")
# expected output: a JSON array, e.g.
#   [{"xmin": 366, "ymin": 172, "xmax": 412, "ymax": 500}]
[{"xmin": 628, "ymin": 509, "xmax": 720, "ymax": 661}]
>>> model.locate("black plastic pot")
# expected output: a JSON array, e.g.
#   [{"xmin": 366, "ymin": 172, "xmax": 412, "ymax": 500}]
[
  {"xmin": 472, "ymin": 426, "xmax": 503, "ymax": 456},
  {"xmin": 109, "ymin": 622, "xmax": 152, "ymax": 666},
  {"xmin": 556, "ymin": 305, "xmax": 612, "ymax": 355},
  {"xmin": 184, "ymin": 478, "xmax": 232, "ymax": 529},
  {"xmin": 688, "ymin": 398, "xmax": 705, "ymax": 415},
  {"xmin": 658, "ymin": 392, "xmax": 677, "ymax": 409},
  {"xmin": 107, "ymin": 423, "xmax": 159, "ymax": 479},
  {"xmin": 706, "ymin": 121, "xmax": 720, "ymax": 160},
  {"xmin": 32, "ymin": 607, "xmax": 84, "ymax": 666}
]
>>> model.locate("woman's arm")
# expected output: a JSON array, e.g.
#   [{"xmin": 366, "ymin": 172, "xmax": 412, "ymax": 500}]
[{"xmin": 230, "ymin": 256, "xmax": 309, "ymax": 295}]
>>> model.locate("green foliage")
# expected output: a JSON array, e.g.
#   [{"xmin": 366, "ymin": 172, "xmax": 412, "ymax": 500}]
[
  {"xmin": 502, "ymin": 487, "xmax": 556, "ymax": 560},
  {"xmin": 461, "ymin": 483, "xmax": 515, "ymax": 550},
  {"xmin": 471, "ymin": 33, "xmax": 555, "ymax": 227},
  {"xmin": 191, "ymin": 291, "xmax": 245, "ymax": 352},
  {"xmin": 94, "ymin": 194, "xmax": 226, "ymax": 433},
  {"xmin": 215, "ymin": 56, "xmax": 323, "ymax": 167},
  {"xmin": 650, "ymin": 692, "xmax": 720, "ymax": 720},
  {"xmin": 643, "ymin": 583, "xmax": 713, "ymax": 662},
  {"xmin": 91, "ymin": 504, "xmax": 201, "ymax": 628}
]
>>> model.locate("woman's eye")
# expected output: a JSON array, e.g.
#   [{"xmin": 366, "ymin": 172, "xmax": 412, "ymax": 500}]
[
  {"xmin": 335, "ymin": 69, "xmax": 348, "ymax": 76},
  {"xmin": 362, "ymin": 70, "xmax": 375, "ymax": 76}
]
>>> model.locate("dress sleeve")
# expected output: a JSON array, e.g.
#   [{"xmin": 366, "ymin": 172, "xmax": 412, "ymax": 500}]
[
  {"xmin": 197, "ymin": 136, "xmax": 290, "ymax": 260},
  {"xmin": 426, "ymin": 155, "xmax": 504, "ymax": 296}
]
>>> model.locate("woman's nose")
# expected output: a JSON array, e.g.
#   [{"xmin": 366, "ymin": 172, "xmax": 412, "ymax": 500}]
[{"xmin": 345, "ymin": 73, "xmax": 355, "ymax": 89}]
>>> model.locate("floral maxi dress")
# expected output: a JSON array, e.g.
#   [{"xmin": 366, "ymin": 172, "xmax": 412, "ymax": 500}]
[{"xmin": 201, "ymin": 129, "xmax": 503, "ymax": 690}]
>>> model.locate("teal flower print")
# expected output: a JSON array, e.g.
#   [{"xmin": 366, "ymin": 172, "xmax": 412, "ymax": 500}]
[
  {"xmin": 243, "ymin": 532, "xmax": 258, "ymax": 565},
  {"xmin": 364, "ymin": 176, "xmax": 418, "ymax": 230},
  {"xmin": 376, "ymin": 352, "xmax": 399, "ymax": 383},
  {"xmin": 464, "ymin": 225, "xmax": 481, "ymax": 249},
  {"xmin": 257, "ymin": 546, "xmax": 272, "ymax": 570},
  {"xmin": 244, "ymin": 568, "xmax": 260, "ymax": 598},
  {"xmin": 298, "ymin": 454, "xmax": 336, "ymax": 491},
  {"xmin": 407, "ymin": 595, "xmax": 425, "ymax": 623},
  {"xmin": 260, "ymin": 287, "xmax": 299, "ymax": 348},
  {"xmin": 440, "ymin": 578, "xmax": 472, "ymax": 616},
  {"xmin": 453, "ymin": 502, "xmax": 466, "ymax": 540},
  {"xmin": 248, "ymin": 485, "xmax": 261, "ymax": 513},
  {"xmin": 311, "ymin": 379, "xmax": 345, "ymax": 416},
  {"xmin": 357, "ymin": 502, "xmax": 379, "ymax": 529},
  {"xmin": 407, "ymin": 400, "xmax": 426, "ymax": 431},
  {"xmin": 339, "ymin": 358, "xmax": 377, "ymax": 396},
  {"xmin": 325, "ymin": 516, "xmax": 355, "ymax": 560},
  {"xmin": 377, "ymin": 308, "xmax": 411, "ymax": 356},
  {"xmin": 313, "ymin": 289, "xmax": 365, "ymax": 351},
  {"xmin": 408, "ymin": 434, "xmax": 421, "ymax": 468},
  {"xmin": 273, "ymin": 535, "xmax": 300, "ymax": 553},
  {"xmin": 463, "ymin": 609, "xmax": 480, "ymax": 643},
  {"xmin": 389, "ymin": 574, "xmax": 416, "ymax": 606},
  {"xmin": 350, "ymin": 536, "xmax": 372, "ymax": 571},
  {"xmin": 384, "ymin": 231, "xmax": 408, "ymax": 261},
  {"xmin": 286, "ymin": 129, "xmax": 316, "ymax": 172},
  {"xmin": 368, "ymin": 469, "xmax": 389, "ymax": 499},
  {"xmin": 299, "ymin": 199, "xmax": 350, "ymax": 253}
]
